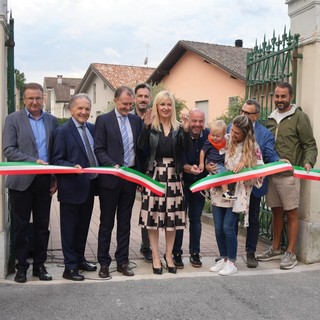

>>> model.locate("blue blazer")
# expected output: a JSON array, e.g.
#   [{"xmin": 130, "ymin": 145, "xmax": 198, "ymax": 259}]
[
  {"xmin": 94, "ymin": 110, "xmax": 143, "ymax": 189},
  {"xmin": 51, "ymin": 118, "xmax": 96, "ymax": 204},
  {"xmin": 252, "ymin": 121, "xmax": 280, "ymax": 197}
]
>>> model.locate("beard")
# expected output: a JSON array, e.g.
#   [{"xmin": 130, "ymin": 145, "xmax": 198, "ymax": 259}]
[
  {"xmin": 275, "ymin": 100, "xmax": 291, "ymax": 111},
  {"xmin": 137, "ymin": 105, "xmax": 147, "ymax": 113}
]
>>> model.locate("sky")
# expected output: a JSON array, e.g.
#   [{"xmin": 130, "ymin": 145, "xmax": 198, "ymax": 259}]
[{"xmin": 7, "ymin": 0, "xmax": 290, "ymax": 84}]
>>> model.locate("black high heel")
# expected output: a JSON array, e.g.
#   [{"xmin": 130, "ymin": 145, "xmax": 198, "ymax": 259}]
[
  {"xmin": 164, "ymin": 254, "xmax": 177, "ymax": 274},
  {"xmin": 152, "ymin": 262, "xmax": 163, "ymax": 275}
]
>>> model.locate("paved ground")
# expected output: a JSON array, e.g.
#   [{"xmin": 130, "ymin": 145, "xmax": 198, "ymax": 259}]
[{"xmin": 3, "ymin": 193, "xmax": 320, "ymax": 284}]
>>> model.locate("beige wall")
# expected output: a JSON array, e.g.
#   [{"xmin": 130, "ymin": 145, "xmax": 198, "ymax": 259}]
[
  {"xmin": 287, "ymin": 0, "xmax": 320, "ymax": 263},
  {"xmin": 83, "ymin": 75, "xmax": 114, "ymax": 122},
  {"xmin": 295, "ymin": 42, "xmax": 320, "ymax": 263},
  {"xmin": 162, "ymin": 51, "xmax": 245, "ymax": 124},
  {"xmin": 45, "ymin": 89, "xmax": 68, "ymax": 118}
]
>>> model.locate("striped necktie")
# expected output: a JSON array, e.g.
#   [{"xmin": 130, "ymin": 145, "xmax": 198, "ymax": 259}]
[{"xmin": 120, "ymin": 116, "xmax": 130, "ymax": 166}]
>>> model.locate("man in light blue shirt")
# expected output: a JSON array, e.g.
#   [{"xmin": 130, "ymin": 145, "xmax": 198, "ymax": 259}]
[{"xmin": 3, "ymin": 83, "xmax": 58, "ymax": 283}]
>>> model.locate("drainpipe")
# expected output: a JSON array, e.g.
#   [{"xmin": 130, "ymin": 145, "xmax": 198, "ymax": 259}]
[
  {"xmin": 5, "ymin": 11, "xmax": 15, "ymax": 114},
  {"xmin": 4, "ymin": 11, "xmax": 15, "ymax": 274}
]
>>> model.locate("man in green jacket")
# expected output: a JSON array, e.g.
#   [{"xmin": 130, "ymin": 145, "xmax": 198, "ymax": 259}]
[{"xmin": 257, "ymin": 82, "xmax": 318, "ymax": 269}]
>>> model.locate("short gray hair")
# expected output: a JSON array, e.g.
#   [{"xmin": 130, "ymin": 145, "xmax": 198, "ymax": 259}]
[{"xmin": 68, "ymin": 93, "xmax": 91, "ymax": 109}]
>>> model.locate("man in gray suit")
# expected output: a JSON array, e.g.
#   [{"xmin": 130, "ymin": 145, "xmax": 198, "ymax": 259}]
[{"xmin": 3, "ymin": 83, "xmax": 58, "ymax": 283}]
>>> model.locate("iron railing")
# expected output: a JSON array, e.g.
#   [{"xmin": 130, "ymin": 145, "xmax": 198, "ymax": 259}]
[
  {"xmin": 245, "ymin": 27, "xmax": 301, "ymax": 244},
  {"xmin": 246, "ymin": 27, "xmax": 301, "ymax": 125}
]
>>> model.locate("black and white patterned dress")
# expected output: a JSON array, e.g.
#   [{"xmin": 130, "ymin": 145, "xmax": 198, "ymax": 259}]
[{"xmin": 139, "ymin": 130, "xmax": 187, "ymax": 231}]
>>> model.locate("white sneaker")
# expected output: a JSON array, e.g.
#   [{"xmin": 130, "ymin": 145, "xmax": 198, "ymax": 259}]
[
  {"xmin": 280, "ymin": 252, "xmax": 298, "ymax": 269},
  {"xmin": 218, "ymin": 260, "xmax": 238, "ymax": 276},
  {"xmin": 210, "ymin": 259, "xmax": 226, "ymax": 272}
]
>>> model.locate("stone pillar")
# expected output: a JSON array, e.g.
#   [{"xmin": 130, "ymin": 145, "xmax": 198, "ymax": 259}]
[{"xmin": 286, "ymin": 0, "xmax": 320, "ymax": 263}]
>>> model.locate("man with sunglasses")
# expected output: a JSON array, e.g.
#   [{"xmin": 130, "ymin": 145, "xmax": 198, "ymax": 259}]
[{"xmin": 239, "ymin": 99, "xmax": 280, "ymax": 268}]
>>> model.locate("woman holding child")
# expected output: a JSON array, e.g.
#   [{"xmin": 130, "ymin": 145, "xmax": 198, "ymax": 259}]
[{"xmin": 207, "ymin": 115, "xmax": 264, "ymax": 276}]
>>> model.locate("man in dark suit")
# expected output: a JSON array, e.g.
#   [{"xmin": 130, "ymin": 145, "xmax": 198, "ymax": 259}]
[
  {"xmin": 3, "ymin": 82, "xmax": 58, "ymax": 283},
  {"xmin": 94, "ymin": 86, "xmax": 143, "ymax": 277},
  {"xmin": 51, "ymin": 93, "xmax": 98, "ymax": 281},
  {"xmin": 132, "ymin": 83, "xmax": 152, "ymax": 263}
]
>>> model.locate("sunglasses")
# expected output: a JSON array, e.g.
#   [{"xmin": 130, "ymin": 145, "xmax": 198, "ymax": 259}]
[{"xmin": 240, "ymin": 109, "xmax": 258, "ymax": 116}]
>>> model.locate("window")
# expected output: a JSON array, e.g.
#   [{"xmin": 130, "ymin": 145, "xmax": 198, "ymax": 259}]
[
  {"xmin": 93, "ymin": 83, "xmax": 96, "ymax": 104},
  {"xmin": 195, "ymin": 100, "xmax": 209, "ymax": 125}
]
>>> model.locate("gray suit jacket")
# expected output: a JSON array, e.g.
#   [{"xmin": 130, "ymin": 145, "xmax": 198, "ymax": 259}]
[{"xmin": 2, "ymin": 109, "xmax": 58, "ymax": 191}]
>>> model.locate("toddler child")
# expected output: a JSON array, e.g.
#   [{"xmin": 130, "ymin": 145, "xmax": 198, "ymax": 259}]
[{"xmin": 199, "ymin": 120, "xmax": 237, "ymax": 200}]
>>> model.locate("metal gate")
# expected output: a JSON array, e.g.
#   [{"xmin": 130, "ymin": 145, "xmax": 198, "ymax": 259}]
[
  {"xmin": 245, "ymin": 27, "xmax": 302, "ymax": 245},
  {"xmin": 246, "ymin": 27, "xmax": 301, "ymax": 124}
]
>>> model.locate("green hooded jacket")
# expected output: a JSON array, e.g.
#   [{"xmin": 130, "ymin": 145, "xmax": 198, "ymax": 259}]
[{"xmin": 267, "ymin": 105, "xmax": 318, "ymax": 167}]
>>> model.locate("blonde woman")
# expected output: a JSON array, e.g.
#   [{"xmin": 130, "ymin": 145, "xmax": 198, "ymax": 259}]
[
  {"xmin": 138, "ymin": 90, "xmax": 191, "ymax": 275},
  {"xmin": 208, "ymin": 115, "xmax": 264, "ymax": 276}
]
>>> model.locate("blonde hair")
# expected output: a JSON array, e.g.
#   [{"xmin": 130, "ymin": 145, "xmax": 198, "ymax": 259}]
[
  {"xmin": 228, "ymin": 115, "xmax": 257, "ymax": 168},
  {"xmin": 151, "ymin": 90, "xmax": 179, "ymax": 131},
  {"xmin": 209, "ymin": 120, "xmax": 226, "ymax": 134}
]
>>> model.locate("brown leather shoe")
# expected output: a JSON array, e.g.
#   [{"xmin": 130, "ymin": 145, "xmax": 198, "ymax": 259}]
[
  {"xmin": 98, "ymin": 265, "xmax": 110, "ymax": 278},
  {"xmin": 117, "ymin": 263, "xmax": 134, "ymax": 276}
]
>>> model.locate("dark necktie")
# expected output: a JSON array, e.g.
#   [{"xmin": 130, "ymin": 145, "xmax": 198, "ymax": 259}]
[{"xmin": 80, "ymin": 125, "xmax": 97, "ymax": 179}]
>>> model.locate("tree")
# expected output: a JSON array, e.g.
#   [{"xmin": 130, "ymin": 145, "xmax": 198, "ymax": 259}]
[
  {"xmin": 216, "ymin": 97, "xmax": 244, "ymax": 125},
  {"xmin": 15, "ymin": 69, "xmax": 26, "ymax": 109},
  {"xmin": 149, "ymin": 83, "xmax": 187, "ymax": 121},
  {"xmin": 103, "ymin": 83, "xmax": 187, "ymax": 121}
]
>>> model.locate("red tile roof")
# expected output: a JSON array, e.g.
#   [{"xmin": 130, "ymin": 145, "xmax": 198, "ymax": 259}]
[{"xmin": 91, "ymin": 63, "xmax": 155, "ymax": 90}]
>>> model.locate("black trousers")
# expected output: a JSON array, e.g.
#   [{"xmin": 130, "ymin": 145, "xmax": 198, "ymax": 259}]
[
  {"xmin": 97, "ymin": 178, "xmax": 136, "ymax": 266},
  {"xmin": 9, "ymin": 175, "xmax": 52, "ymax": 270}
]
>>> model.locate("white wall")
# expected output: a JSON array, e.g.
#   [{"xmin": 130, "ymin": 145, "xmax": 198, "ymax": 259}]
[{"xmin": 83, "ymin": 76, "xmax": 114, "ymax": 122}]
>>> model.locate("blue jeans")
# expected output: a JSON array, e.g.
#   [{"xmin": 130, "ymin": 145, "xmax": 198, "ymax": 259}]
[
  {"xmin": 212, "ymin": 205, "xmax": 238, "ymax": 261},
  {"xmin": 173, "ymin": 186, "xmax": 205, "ymax": 255}
]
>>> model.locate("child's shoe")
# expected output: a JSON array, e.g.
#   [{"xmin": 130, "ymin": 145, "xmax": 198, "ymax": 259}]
[{"xmin": 222, "ymin": 190, "xmax": 237, "ymax": 201}]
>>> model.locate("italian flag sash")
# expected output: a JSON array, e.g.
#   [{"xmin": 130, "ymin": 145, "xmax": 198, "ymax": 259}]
[
  {"xmin": 190, "ymin": 161, "xmax": 294, "ymax": 193},
  {"xmin": 0, "ymin": 162, "xmax": 165, "ymax": 196},
  {"xmin": 293, "ymin": 166, "xmax": 320, "ymax": 181}
]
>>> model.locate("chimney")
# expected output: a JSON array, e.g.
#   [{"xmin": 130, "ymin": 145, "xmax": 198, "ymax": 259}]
[
  {"xmin": 235, "ymin": 39, "xmax": 243, "ymax": 48},
  {"xmin": 57, "ymin": 75, "xmax": 63, "ymax": 84},
  {"xmin": 70, "ymin": 86, "xmax": 75, "ymax": 96}
]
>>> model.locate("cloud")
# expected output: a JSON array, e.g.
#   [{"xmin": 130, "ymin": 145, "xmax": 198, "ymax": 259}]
[
  {"xmin": 103, "ymin": 48, "xmax": 121, "ymax": 59},
  {"xmin": 8, "ymin": 0, "xmax": 290, "ymax": 83}
]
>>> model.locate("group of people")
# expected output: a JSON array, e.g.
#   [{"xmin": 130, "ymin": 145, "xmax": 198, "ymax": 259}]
[{"xmin": 2, "ymin": 81, "xmax": 317, "ymax": 283}]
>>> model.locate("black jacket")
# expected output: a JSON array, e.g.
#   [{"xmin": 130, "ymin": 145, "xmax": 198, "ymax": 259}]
[{"xmin": 138, "ymin": 124, "xmax": 192, "ymax": 175}]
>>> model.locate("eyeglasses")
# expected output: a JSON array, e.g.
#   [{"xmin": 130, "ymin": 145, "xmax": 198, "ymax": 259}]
[
  {"xmin": 240, "ymin": 109, "xmax": 258, "ymax": 116},
  {"xmin": 24, "ymin": 97, "xmax": 43, "ymax": 102}
]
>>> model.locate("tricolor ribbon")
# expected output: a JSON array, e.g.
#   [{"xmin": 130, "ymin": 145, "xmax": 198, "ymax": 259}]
[
  {"xmin": 0, "ymin": 162, "xmax": 165, "ymax": 196},
  {"xmin": 190, "ymin": 161, "xmax": 293, "ymax": 193},
  {"xmin": 84, "ymin": 166, "xmax": 165, "ymax": 196},
  {"xmin": 293, "ymin": 166, "xmax": 320, "ymax": 181}
]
